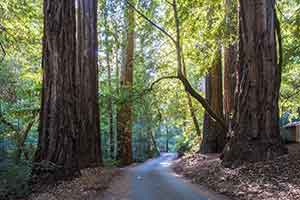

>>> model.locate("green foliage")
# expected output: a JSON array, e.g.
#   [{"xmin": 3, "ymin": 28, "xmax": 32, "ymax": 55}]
[
  {"xmin": 278, "ymin": 0, "xmax": 300, "ymax": 120},
  {"xmin": 0, "ymin": 159, "xmax": 32, "ymax": 199}
]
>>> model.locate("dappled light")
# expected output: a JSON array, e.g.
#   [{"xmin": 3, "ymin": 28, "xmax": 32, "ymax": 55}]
[{"xmin": 1, "ymin": 0, "xmax": 300, "ymax": 199}]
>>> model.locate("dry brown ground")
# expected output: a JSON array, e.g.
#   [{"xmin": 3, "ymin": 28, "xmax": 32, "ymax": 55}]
[
  {"xmin": 26, "ymin": 167, "xmax": 121, "ymax": 200},
  {"xmin": 173, "ymin": 144, "xmax": 300, "ymax": 200}
]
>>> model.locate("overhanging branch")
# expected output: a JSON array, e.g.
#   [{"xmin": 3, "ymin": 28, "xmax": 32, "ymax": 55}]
[{"xmin": 125, "ymin": 0, "xmax": 176, "ymax": 45}]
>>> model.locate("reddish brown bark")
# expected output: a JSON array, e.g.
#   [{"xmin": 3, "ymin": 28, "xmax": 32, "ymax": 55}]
[
  {"xmin": 117, "ymin": 4, "xmax": 135, "ymax": 166},
  {"xmin": 76, "ymin": 0, "xmax": 101, "ymax": 168},
  {"xmin": 223, "ymin": 0, "xmax": 237, "ymax": 129},
  {"xmin": 33, "ymin": 0, "xmax": 80, "ymax": 181},
  {"xmin": 222, "ymin": 0, "xmax": 287, "ymax": 167},
  {"xmin": 200, "ymin": 49, "xmax": 226, "ymax": 153}
]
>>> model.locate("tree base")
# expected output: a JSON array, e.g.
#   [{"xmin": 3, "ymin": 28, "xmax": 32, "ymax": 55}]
[
  {"xmin": 221, "ymin": 136, "xmax": 288, "ymax": 168},
  {"xmin": 30, "ymin": 161, "xmax": 81, "ymax": 185},
  {"xmin": 200, "ymin": 124, "xmax": 226, "ymax": 154}
]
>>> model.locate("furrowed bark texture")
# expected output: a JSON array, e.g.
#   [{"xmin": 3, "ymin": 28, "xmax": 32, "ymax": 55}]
[
  {"xmin": 222, "ymin": 0, "xmax": 287, "ymax": 167},
  {"xmin": 33, "ymin": 0, "xmax": 80, "ymax": 181},
  {"xmin": 223, "ymin": 0, "xmax": 237, "ymax": 126},
  {"xmin": 76, "ymin": 0, "xmax": 101, "ymax": 168},
  {"xmin": 117, "ymin": 4, "xmax": 135, "ymax": 166},
  {"xmin": 200, "ymin": 50, "xmax": 226, "ymax": 153}
]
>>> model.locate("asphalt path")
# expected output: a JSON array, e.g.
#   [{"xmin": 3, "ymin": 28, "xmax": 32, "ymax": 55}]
[{"xmin": 102, "ymin": 153, "xmax": 230, "ymax": 200}]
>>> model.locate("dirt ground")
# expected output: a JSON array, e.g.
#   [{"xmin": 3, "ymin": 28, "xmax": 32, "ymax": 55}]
[
  {"xmin": 173, "ymin": 144, "xmax": 300, "ymax": 200},
  {"xmin": 26, "ymin": 167, "xmax": 121, "ymax": 200}
]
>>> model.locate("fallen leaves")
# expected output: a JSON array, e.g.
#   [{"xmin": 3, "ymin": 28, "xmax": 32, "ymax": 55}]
[
  {"xmin": 27, "ymin": 167, "xmax": 121, "ymax": 200},
  {"xmin": 173, "ymin": 144, "xmax": 300, "ymax": 200}
]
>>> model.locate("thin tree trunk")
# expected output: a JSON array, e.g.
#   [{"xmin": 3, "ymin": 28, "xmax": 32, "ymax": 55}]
[
  {"xmin": 32, "ymin": 0, "xmax": 80, "ymax": 182},
  {"xmin": 117, "ymin": 2, "xmax": 135, "ymax": 166},
  {"xmin": 200, "ymin": 49, "xmax": 226, "ymax": 153},
  {"xmin": 116, "ymin": 13, "xmax": 127, "ymax": 162},
  {"xmin": 171, "ymin": 0, "xmax": 227, "ymax": 131},
  {"xmin": 104, "ymin": 6, "xmax": 114, "ymax": 160},
  {"xmin": 76, "ymin": 0, "xmax": 101, "ymax": 168},
  {"xmin": 16, "ymin": 112, "xmax": 39, "ymax": 162},
  {"xmin": 182, "ymin": 56, "xmax": 201, "ymax": 137},
  {"xmin": 166, "ymin": 126, "xmax": 169, "ymax": 153},
  {"xmin": 222, "ymin": 0, "xmax": 287, "ymax": 167}
]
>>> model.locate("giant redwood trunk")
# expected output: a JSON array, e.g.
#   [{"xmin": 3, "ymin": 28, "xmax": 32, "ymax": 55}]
[
  {"xmin": 33, "ymin": 0, "xmax": 80, "ymax": 181},
  {"xmin": 200, "ymin": 49, "xmax": 226, "ymax": 153},
  {"xmin": 117, "ymin": 3, "xmax": 135, "ymax": 165},
  {"xmin": 76, "ymin": 0, "xmax": 101, "ymax": 168},
  {"xmin": 222, "ymin": 0, "xmax": 287, "ymax": 167},
  {"xmin": 223, "ymin": 0, "xmax": 237, "ymax": 128}
]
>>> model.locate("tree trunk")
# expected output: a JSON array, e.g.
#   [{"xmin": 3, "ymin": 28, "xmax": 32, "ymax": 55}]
[
  {"xmin": 223, "ymin": 0, "xmax": 237, "ymax": 129},
  {"xmin": 104, "ymin": 6, "xmax": 114, "ymax": 160},
  {"xmin": 76, "ymin": 0, "xmax": 101, "ymax": 169},
  {"xmin": 171, "ymin": 0, "xmax": 227, "ymax": 131},
  {"xmin": 166, "ymin": 126, "xmax": 169, "ymax": 153},
  {"xmin": 200, "ymin": 49, "xmax": 226, "ymax": 153},
  {"xmin": 16, "ymin": 112, "xmax": 39, "ymax": 163},
  {"xmin": 182, "ymin": 56, "xmax": 202, "ymax": 137},
  {"xmin": 222, "ymin": 0, "xmax": 287, "ymax": 167},
  {"xmin": 32, "ymin": 0, "xmax": 80, "ymax": 182},
  {"xmin": 117, "ymin": 3, "xmax": 135, "ymax": 166}
]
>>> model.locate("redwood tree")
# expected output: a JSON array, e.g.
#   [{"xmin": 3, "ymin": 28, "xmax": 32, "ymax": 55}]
[
  {"xmin": 76, "ymin": 0, "xmax": 101, "ymax": 168},
  {"xmin": 222, "ymin": 0, "xmax": 287, "ymax": 167},
  {"xmin": 223, "ymin": 0, "xmax": 237, "ymax": 128},
  {"xmin": 33, "ymin": 0, "xmax": 80, "ymax": 181},
  {"xmin": 117, "ymin": 3, "xmax": 135, "ymax": 165},
  {"xmin": 200, "ymin": 49, "xmax": 226, "ymax": 153}
]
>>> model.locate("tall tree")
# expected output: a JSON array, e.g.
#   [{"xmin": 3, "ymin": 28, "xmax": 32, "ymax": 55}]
[
  {"xmin": 117, "ymin": 2, "xmax": 135, "ymax": 165},
  {"xmin": 32, "ymin": 0, "xmax": 80, "ymax": 181},
  {"xmin": 76, "ymin": 0, "xmax": 101, "ymax": 168},
  {"xmin": 223, "ymin": 0, "xmax": 237, "ymax": 129},
  {"xmin": 200, "ymin": 49, "xmax": 226, "ymax": 153},
  {"xmin": 222, "ymin": 0, "xmax": 287, "ymax": 167},
  {"xmin": 103, "ymin": 2, "xmax": 114, "ymax": 159}
]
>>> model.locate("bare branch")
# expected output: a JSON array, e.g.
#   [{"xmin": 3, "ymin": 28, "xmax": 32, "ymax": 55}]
[
  {"xmin": 0, "ymin": 42, "xmax": 6, "ymax": 63},
  {"xmin": 0, "ymin": 112, "xmax": 19, "ymax": 132},
  {"xmin": 125, "ymin": 0, "xmax": 176, "ymax": 45},
  {"xmin": 149, "ymin": 75, "xmax": 179, "ymax": 91},
  {"xmin": 165, "ymin": 0, "xmax": 174, "ymax": 6}
]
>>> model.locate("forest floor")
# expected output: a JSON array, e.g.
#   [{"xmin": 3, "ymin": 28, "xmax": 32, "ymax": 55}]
[
  {"xmin": 26, "ymin": 167, "xmax": 120, "ymax": 200},
  {"xmin": 173, "ymin": 144, "xmax": 300, "ymax": 200}
]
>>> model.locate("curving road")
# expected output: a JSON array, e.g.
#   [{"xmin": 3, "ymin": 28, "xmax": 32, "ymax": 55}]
[{"xmin": 102, "ymin": 153, "xmax": 230, "ymax": 200}]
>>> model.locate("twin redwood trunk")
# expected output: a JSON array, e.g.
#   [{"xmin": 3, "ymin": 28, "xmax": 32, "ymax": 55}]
[
  {"xmin": 76, "ymin": 0, "xmax": 101, "ymax": 168},
  {"xmin": 33, "ymin": 0, "xmax": 100, "ymax": 182},
  {"xmin": 222, "ymin": 0, "xmax": 286, "ymax": 167},
  {"xmin": 34, "ymin": 0, "xmax": 79, "ymax": 180}
]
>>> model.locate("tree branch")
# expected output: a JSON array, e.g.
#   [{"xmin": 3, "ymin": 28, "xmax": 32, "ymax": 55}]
[
  {"xmin": 125, "ymin": 0, "xmax": 227, "ymax": 131},
  {"xmin": 125, "ymin": 0, "xmax": 176, "ymax": 45},
  {"xmin": 0, "ymin": 42, "xmax": 5, "ymax": 63},
  {"xmin": 178, "ymin": 74, "xmax": 227, "ymax": 130},
  {"xmin": 149, "ymin": 75, "xmax": 179, "ymax": 91},
  {"xmin": 0, "ymin": 112, "xmax": 19, "ymax": 132},
  {"xmin": 172, "ymin": 0, "xmax": 227, "ymax": 130}
]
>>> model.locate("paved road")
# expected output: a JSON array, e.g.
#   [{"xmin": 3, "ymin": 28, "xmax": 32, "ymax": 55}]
[{"xmin": 103, "ymin": 153, "xmax": 229, "ymax": 200}]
